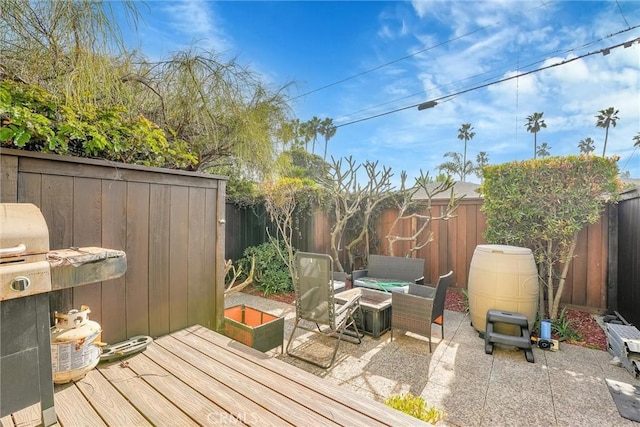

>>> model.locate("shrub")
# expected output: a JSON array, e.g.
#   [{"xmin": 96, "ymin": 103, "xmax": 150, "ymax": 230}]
[
  {"xmin": 385, "ymin": 393, "xmax": 445, "ymax": 425},
  {"xmin": 0, "ymin": 79, "xmax": 195, "ymax": 169},
  {"xmin": 460, "ymin": 288, "xmax": 470, "ymax": 313},
  {"xmin": 238, "ymin": 241, "xmax": 293, "ymax": 295},
  {"xmin": 552, "ymin": 307, "xmax": 583, "ymax": 342},
  {"xmin": 480, "ymin": 155, "xmax": 620, "ymax": 320}
]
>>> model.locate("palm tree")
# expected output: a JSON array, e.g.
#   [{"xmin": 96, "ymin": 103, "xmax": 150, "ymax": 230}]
[
  {"xmin": 595, "ymin": 107, "xmax": 619, "ymax": 157},
  {"xmin": 319, "ymin": 117, "xmax": 336, "ymax": 160},
  {"xmin": 306, "ymin": 116, "xmax": 322, "ymax": 154},
  {"xmin": 525, "ymin": 112, "xmax": 546, "ymax": 159},
  {"xmin": 475, "ymin": 151, "xmax": 490, "ymax": 182},
  {"xmin": 536, "ymin": 142, "xmax": 551, "ymax": 158},
  {"xmin": 457, "ymin": 123, "xmax": 475, "ymax": 181},
  {"xmin": 438, "ymin": 152, "xmax": 474, "ymax": 182},
  {"xmin": 578, "ymin": 137, "xmax": 595, "ymax": 154},
  {"xmin": 299, "ymin": 121, "xmax": 310, "ymax": 151},
  {"xmin": 632, "ymin": 132, "xmax": 640, "ymax": 148},
  {"xmin": 280, "ymin": 119, "xmax": 305, "ymax": 150}
]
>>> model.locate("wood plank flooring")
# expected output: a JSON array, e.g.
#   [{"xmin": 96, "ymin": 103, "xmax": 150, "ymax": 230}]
[{"xmin": 1, "ymin": 325, "xmax": 426, "ymax": 426}]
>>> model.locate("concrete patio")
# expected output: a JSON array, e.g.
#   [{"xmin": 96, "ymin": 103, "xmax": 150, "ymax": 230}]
[{"xmin": 226, "ymin": 293, "xmax": 640, "ymax": 426}]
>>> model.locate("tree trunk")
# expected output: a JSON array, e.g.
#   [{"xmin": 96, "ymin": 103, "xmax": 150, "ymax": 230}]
[
  {"xmin": 330, "ymin": 226, "xmax": 344, "ymax": 272},
  {"xmin": 346, "ymin": 213, "xmax": 370, "ymax": 270},
  {"xmin": 539, "ymin": 240, "xmax": 552, "ymax": 320},
  {"xmin": 550, "ymin": 231, "xmax": 579, "ymax": 320},
  {"xmin": 462, "ymin": 146, "xmax": 467, "ymax": 181}
]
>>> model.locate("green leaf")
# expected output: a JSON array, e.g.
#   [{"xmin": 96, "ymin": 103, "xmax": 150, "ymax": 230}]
[
  {"xmin": 0, "ymin": 126, "xmax": 16, "ymax": 141},
  {"xmin": 0, "ymin": 86, "xmax": 11, "ymax": 105},
  {"xmin": 14, "ymin": 129, "xmax": 32, "ymax": 146}
]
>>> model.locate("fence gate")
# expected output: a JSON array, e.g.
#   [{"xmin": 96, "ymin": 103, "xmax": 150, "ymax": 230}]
[{"xmin": 615, "ymin": 187, "xmax": 640, "ymax": 326}]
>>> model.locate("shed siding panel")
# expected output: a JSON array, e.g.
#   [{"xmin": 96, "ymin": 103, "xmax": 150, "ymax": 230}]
[
  {"xmin": 187, "ymin": 188, "xmax": 207, "ymax": 327},
  {"xmin": 149, "ymin": 184, "xmax": 171, "ymax": 338},
  {"xmin": 169, "ymin": 186, "xmax": 190, "ymax": 331},
  {"xmin": 1, "ymin": 149, "xmax": 225, "ymax": 341},
  {"xmin": 40, "ymin": 174, "xmax": 74, "ymax": 318},
  {"xmin": 101, "ymin": 180, "xmax": 128, "ymax": 343},
  {"xmin": 1, "ymin": 154, "xmax": 18, "ymax": 202},
  {"xmin": 214, "ymin": 181, "xmax": 226, "ymax": 331},
  {"xmin": 17, "ymin": 172, "xmax": 42, "ymax": 207},
  {"xmin": 72, "ymin": 177, "xmax": 104, "ymax": 325},
  {"xmin": 126, "ymin": 182, "xmax": 150, "ymax": 337},
  {"xmin": 204, "ymin": 188, "xmax": 218, "ymax": 331}
]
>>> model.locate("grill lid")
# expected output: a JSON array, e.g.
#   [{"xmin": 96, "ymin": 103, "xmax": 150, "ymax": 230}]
[
  {"xmin": 0, "ymin": 203, "xmax": 50, "ymax": 257},
  {"xmin": 1, "ymin": 203, "xmax": 127, "ymax": 301}
]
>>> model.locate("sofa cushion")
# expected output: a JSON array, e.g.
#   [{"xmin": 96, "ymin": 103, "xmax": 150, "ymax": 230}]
[
  {"xmin": 354, "ymin": 277, "xmax": 409, "ymax": 293},
  {"xmin": 367, "ymin": 255, "xmax": 424, "ymax": 282}
]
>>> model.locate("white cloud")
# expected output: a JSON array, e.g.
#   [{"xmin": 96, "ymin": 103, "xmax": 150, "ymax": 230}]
[
  {"xmin": 504, "ymin": 71, "xmax": 540, "ymax": 97},
  {"xmin": 377, "ymin": 5, "xmax": 412, "ymax": 40},
  {"xmin": 322, "ymin": 1, "xmax": 639, "ymax": 179},
  {"xmin": 417, "ymin": 72, "xmax": 444, "ymax": 98},
  {"xmin": 411, "ymin": 0, "xmax": 437, "ymax": 20},
  {"xmin": 516, "ymin": 26, "xmax": 556, "ymax": 48},
  {"xmin": 164, "ymin": 0, "xmax": 212, "ymax": 35},
  {"xmin": 377, "ymin": 25, "xmax": 395, "ymax": 40},
  {"xmin": 160, "ymin": 0, "xmax": 231, "ymax": 53}
]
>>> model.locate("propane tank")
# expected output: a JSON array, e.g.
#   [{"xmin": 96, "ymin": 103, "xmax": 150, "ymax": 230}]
[{"xmin": 50, "ymin": 305, "xmax": 102, "ymax": 384}]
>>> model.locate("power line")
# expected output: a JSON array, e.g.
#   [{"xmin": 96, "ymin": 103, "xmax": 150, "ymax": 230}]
[
  {"xmin": 616, "ymin": 0, "xmax": 631, "ymax": 28},
  {"xmin": 290, "ymin": 23, "xmax": 496, "ymax": 101},
  {"xmin": 293, "ymin": 1, "xmax": 561, "ymax": 102},
  {"xmin": 334, "ymin": 38, "xmax": 639, "ymax": 129},
  {"xmin": 332, "ymin": 23, "xmax": 640, "ymax": 123},
  {"xmin": 620, "ymin": 145, "xmax": 639, "ymax": 173}
]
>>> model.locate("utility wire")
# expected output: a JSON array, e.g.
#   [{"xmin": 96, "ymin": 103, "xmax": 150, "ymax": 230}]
[
  {"xmin": 293, "ymin": 1, "xmax": 559, "ymax": 102},
  {"xmin": 334, "ymin": 38, "xmax": 640, "ymax": 129},
  {"xmin": 616, "ymin": 0, "xmax": 631, "ymax": 28},
  {"xmin": 333, "ymin": 23, "xmax": 640, "ymax": 123},
  {"xmin": 620, "ymin": 145, "xmax": 639, "ymax": 173},
  {"xmin": 290, "ymin": 24, "xmax": 495, "ymax": 101}
]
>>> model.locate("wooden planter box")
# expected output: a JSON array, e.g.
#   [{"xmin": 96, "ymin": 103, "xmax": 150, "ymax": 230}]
[{"xmin": 223, "ymin": 305, "xmax": 284, "ymax": 353}]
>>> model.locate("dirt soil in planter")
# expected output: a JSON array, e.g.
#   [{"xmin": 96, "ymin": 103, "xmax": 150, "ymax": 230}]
[{"xmin": 242, "ymin": 285, "xmax": 608, "ymax": 351}]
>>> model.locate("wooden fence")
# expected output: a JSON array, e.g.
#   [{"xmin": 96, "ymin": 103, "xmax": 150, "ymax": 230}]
[
  {"xmin": 225, "ymin": 203, "xmax": 271, "ymax": 261},
  {"xmin": 373, "ymin": 198, "xmax": 609, "ymax": 311},
  {"xmin": 229, "ymin": 196, "xmax": 611, "ymax": 312},
  {"xmin": 224, "ymin": 203, "xmax": 329, "ymax": 262},
  {"xmin": 0, "ymin": 148, "xmax": 227, "ymax": 343},
  {"xmin": 613, "ymin": 187, "xmax": 640, "ymax": 325}
]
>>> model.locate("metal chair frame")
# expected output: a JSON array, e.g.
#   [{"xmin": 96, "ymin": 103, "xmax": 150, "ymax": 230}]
[{"xmin": 286, "ymin": 252, "xmax": 362, "ymax": 368}]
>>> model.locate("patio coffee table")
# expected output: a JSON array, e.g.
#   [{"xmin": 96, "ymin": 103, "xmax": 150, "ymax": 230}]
[{"xmin": 335, "ymin": 288, "xmax": 392, "ymax": 338}]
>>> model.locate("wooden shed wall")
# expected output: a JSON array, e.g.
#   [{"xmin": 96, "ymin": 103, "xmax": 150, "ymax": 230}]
[{"xmin": 0, "ymin": 149, "xmax": 226, "ymax": 343}]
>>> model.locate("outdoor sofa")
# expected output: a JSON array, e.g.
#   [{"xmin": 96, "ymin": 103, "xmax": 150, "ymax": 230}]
[
  {"xmin": 352, "ymin": 254, "xmax": 425, "ymax": 293},
  {"xmin": 332, "ymin": 271, "xmax": 348, "ymax": 293}
]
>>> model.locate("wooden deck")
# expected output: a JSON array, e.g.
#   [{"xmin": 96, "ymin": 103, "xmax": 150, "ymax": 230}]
[{"xmin": 1, "ymin": 325, "xmax": 427, "ymax": 426}]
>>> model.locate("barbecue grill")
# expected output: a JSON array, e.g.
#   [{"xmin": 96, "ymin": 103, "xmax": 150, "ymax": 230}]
[{"xmin": 0, "ymin": 203, "xmax": 127, "ymax": 425}]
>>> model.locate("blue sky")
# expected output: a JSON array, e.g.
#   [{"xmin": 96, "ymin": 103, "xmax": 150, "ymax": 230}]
[{"xmin": 120, "ymin": 1, "xmax": 640, "ymax": 183}]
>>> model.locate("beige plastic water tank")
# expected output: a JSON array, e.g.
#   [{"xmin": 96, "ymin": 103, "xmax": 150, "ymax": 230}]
[{"xmin": 468, "ymin": 244, "xmax": 539, "ymax": 334}]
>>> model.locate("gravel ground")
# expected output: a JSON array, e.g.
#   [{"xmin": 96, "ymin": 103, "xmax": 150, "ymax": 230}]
[{"xmin": 243, "ymin": 285, "xmax": 609, "ymax": 351}]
